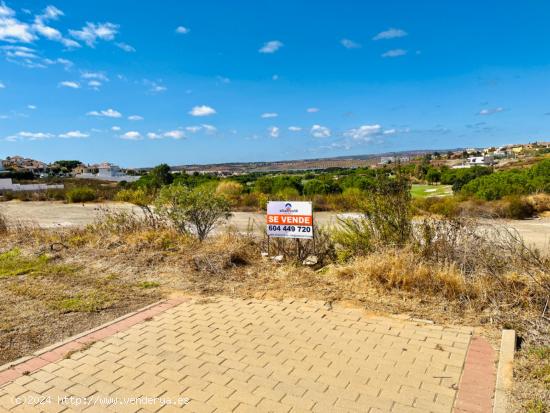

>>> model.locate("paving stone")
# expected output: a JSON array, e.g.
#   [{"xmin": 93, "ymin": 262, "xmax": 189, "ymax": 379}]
[{"xmin": 0, "ymin": 297, "xmax": 482, "ymax": 412}]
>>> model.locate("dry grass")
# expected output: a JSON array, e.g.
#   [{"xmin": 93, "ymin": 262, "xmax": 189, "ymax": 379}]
[{"xmin": 0, "ymin": 209, "xmax": 548, "ymax": 410}]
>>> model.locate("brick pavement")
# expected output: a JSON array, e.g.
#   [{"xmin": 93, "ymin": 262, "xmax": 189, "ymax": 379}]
[{"xmin": 0, "ymin": 297, "xmax": 492, "ymax": 413}]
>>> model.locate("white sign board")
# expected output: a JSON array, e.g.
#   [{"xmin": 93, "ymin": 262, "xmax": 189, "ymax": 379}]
[{"xmin": 266, "ymin": 201, "xmax": 313, "ymax": 239}]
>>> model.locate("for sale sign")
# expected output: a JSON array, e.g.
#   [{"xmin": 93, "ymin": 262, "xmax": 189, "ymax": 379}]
[{"xmin": 266, "ymin": 201, "xmax": 313, "ymax": 239}]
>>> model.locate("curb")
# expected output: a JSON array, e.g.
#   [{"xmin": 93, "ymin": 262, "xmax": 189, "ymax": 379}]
[
  {"xmin": 454, "ymin": 335, "xmax": 497, "ymax": 413},
  {"xmin": 493, "ymin": 329, "xmax": 516, "ymax": 413},
  {"xmin": 0, "ymin": 298, "xmax": 189, "ymax": 388}
]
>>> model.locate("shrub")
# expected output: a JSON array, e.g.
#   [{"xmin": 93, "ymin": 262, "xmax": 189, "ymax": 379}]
[
  {"xmin": 216, "ymin": 181, "xmax": 243, "ymax": 206},
  {"xmin": 503, "ymin": 196, "xmax": 535, "ymax": 219},
  {"xmin": 413, "ymin": 196, "xmax": 461, "ymax": 218},
  {"xmin": 334, "ymin": 174, "xmax": 412, "ymax": 255},
  {"xmin": 461, "ymin": 160, "xmax": 550, "ymax": 200},
  {"xmin": 441, "ymin": 166, "xmax": 492, "ymax": 192},
  {"xmin": 115, "ymin": 188, "xmax": 156, "ymax": 225},
  {"xmin": 0, "ymin": 212, "xmax": 7, "ymax": 234},
  {"xmin": 340, "ymin": 187, "xmax": 366, "ymax": 210},
  {"xmin": 425, "ymin": 168, "xmax": 441, "ymax": 184},
  {"xmin": 274, "ymin": 187, "xmax": 300, "ymax": 200},
  {"xmin": 527, "ymin": 193, "xmax": 550, "ymax": 214},
  {"xmin": 66, "ymin": 187, "xmax": 96, "ymax": 203},
  {"xmin": 155, "ymin": 184, "xmax": 231, "ymax": 241},
  {"xmin": 303, "ymin": 179, "xmax": 329, "ymax": 196}
]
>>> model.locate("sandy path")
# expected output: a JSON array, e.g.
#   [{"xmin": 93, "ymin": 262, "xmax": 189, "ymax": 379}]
[{"xmin": 1, "ymin": 200, "xmax": 548, "ymax": 252}]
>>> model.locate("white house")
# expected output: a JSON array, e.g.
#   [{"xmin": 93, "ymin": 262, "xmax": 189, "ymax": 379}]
[
  {"xmin": 452, "ymin": 155, "xmax": 494, "ymax": 169},
  {"xmin": 97, "ymin": 163, "xmax": 123, "ymax": 177},
  {"xmin": 75, "ymin": 162, "xmax": 140, "ymax": 182},
  {"xmin": 468, "ymin": 155, "xmax": 494, "ymax": 166},
  {"xmin": 379, "ymin": 156, "xmax": 410, "ymax": 165}
]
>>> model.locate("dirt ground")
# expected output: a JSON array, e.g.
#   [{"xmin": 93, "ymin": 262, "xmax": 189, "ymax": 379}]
[{"xmin": 1, "ymin": 200, "xmax": 549, "ymax": 252}]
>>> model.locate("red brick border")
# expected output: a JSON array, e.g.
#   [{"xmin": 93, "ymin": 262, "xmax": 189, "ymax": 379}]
[
  {"xmin": 454, "ymin": 336, "xmax": 497, "ymax": 413},
  {"xmin": 0, "ymin": 298, "xmax": 188, "ymax": 388}
]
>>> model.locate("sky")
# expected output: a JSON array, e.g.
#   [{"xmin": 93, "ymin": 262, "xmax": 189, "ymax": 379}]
[{"xmin": 1, "ymin": 1, "xmax": 550, "ymax": 167}]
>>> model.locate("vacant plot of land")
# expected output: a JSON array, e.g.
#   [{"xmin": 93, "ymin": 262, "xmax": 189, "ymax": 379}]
[
  {"xmin": 1, "ymin": 201, "xmax": 548, "ymax": 251},
  {"xmin": 411, "ymin": 184, "xmax": 453, "ymax": 198},
  {"xmin": 0, "ymin": 209, "xmax": 548, "ymax": 410},
  {"xmin": 0, "ymin": 248, "xmax": 160, "ymax": 365}
]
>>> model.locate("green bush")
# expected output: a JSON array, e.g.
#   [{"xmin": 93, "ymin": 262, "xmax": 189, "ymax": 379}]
[
  {"xmin": 334, "ymin": 174, "xmax": 412, "ymax": 255},
  {"xmin": 154, "ymin": 184, "xmax": 231, "ymax": 241},
  {"xmin": 461, "ymin": 159, "xmax": 550, "ymax": 200},
  {"xmin": 66, "ymin": 187, "xmax": 97, "ymax": 203},
  {"xmin": 414, "ymin": 196, "xmax": 461, "ymax": 218},
  {"xmin": 441, "ymin": 166, "xmax": 492, "ymax": 191}
]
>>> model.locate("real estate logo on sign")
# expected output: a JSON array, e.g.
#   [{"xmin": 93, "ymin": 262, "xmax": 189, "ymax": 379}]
[{"xmin": 266, "ymin": 201, "xmax": 313, "ymax": 239}]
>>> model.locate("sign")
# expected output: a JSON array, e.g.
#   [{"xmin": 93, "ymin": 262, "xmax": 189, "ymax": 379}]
[{"xmin": 266, "ymin": 201, "xmax": 313, "ymax": 239}]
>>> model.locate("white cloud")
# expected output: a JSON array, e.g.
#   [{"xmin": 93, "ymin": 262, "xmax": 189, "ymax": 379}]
[
  {"xmin": 373, "ymin": 28, "xmax": 408, "ymax": 40},
  {"xmin": 33, "ymin": 23, "xmax": 61, "ymax": 40},
  {"xmin": 59, "ymin": 130, "xmax": 89, "ymax": 139},
  {"xmin": 81, "ymin": 71, "xmax": 108, "ymax": 81},
  {"xmin": 0, "ymin": 81, "xmax": 4, "ymax": 88},
  {"xmin": 143, "ymin": 79, "xmax": 166, "ymax": 93},
  {"xmin": 32, "ymin": 6, "xmax": 80, "ymax": 49},
  {"xmin": 88, "ymin": 80, "xmax": 101, "ymax": 89},
  {"xmin": 116, "ymin": 42, "xmax": 135, "ymax": 52},
  {"xmin": 55, "ymin": 58, "xmax": 73, "ymax": 70},
  {"xmin": 383, "ymin": 128, "xmax": 396, "ymax": 135},
  {"xmin": 147, "ymin": 132, "xmax": 161, "ymax": 139},
  {"xmin": 0, "ymin": 2, "xmax": 35, "ymax": 43},
  {"xmin": 1, "ymin": 45, "xmax": 72, "ymax": 68},
  {"xmin": 41, "ymin": 6, "xmax": 63, "ymax": 20},
  {"xmin": 311, "ymin": 124, "xmax": 331, "ymax": 138},
  {"xmin": 201, "ymin": 124, "xmax": 217, "ymax": 134},
  {"xmin": 0, "ymin": 2, "xmax": 11, "ymax": 16},
  {"xmin": 189, "ymin": 105, "xmax": 216, "ymax": 117},
  {"xmin": 9, "ymin": 131, "xmax": 54, "ymax": 140},
  {"xmin": 120, "ymin": 131, "xmax": 141, "ymax": 140},
  {"xmin": 341, "ymin": 38, "xmax": 361, "ymax": 49},
  {"xmin": 69, "ymin": 22, "xmax": 118, "ymax": 47},
  {"xmin": 185, "ymin": 126, "xmax": 201, "ymax": 133},
  {"xmin": 216, "ymin": 75, "xmax": 230, "ymax": 84},
  {"xmin": 27, "ymin": 104, "xmax": 36, "ymax": 109},
  {"xmin": 268, "ymin": 126, "xmax": 280, "ymax": 138},
  {"xmin": 111, "ymin": 126, "xmax": 121, "ymax": 131},
  {"xmin": 59, "ymin": 80, "xmax": 80, "ymax": 89},
  {"xmin": 175, "ymin": 26, "xmax": 190, "ymax": 34},
  {"xmin": 344, "ymin": 124, "xmax": 382, "ymax": 141},
  {"xmin": 87, "ymin": 108, "xmax": 122, "ymax": 118},
  {"xmin": 261, "ymin": 112, "xmax": 278, "ymax": 119},
  {"xmin": 3, "ymin": 44, "xmax": 36, "ymax": 59},
  {"xmin": 307, "ymin": 107, "xmax": 319, "ymax": 113},
  {"xmin": 382, "ymin": 49, "xmax": 407, "ymax": 58},
  {"xmin": 288, "ymin": 126, "xmax": 302, "ymax": 132},
  {"xmin": 150, "ymin": 84, "xmax": 166, "ymax": 93},
  {"xmin": 164, "ymin": 130, "xmax": 185, "ymax": 139},
  {"xmin": 128, "ymin": 115, "xmax": 143, "ymax": 121},
  {"xmin": 259, "ymin": 40, "xmax": 283, "ymax": 54},
  {"xmin": 478, "ymin": 107, "xmax": 504, "ymax": 116}
]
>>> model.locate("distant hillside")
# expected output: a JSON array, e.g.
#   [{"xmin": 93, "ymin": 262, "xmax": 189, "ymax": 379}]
[{"xmin": 169, "ymin": 148, "xmax": 466, "ymax": 173}]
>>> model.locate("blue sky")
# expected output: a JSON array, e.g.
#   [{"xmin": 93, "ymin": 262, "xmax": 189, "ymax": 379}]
[{"xmin": 1, "ymin": 1, "xmax": 550, "ymax": 167}]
